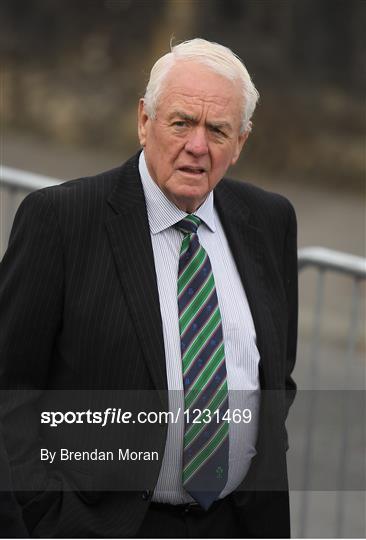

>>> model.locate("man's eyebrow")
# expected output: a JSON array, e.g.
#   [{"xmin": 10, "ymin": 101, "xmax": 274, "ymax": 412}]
[
  {"xmin": 169, "ymin": 111, "xmax": 233, "ymax": 132},
  {"xmin": 168, "ymin": 111, "xmax": 197, "ymax": 122}
]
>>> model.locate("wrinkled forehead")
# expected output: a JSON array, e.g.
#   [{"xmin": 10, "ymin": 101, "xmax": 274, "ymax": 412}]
[
  {"xmin": 160, "ymin": 88, "xmax": 233, "ymax": 112},
  {"xmin": 156, "ymin": 60, "xmax": 243, "ymax": 117}
]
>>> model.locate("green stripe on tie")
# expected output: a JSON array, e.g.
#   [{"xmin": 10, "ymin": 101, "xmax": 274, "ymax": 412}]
[{"xmin": 183, "ymin": 422, "xmax": 228, "ymax": 483}]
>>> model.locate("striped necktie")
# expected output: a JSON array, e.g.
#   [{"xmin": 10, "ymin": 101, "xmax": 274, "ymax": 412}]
[{"xmin": 175, "ymin": 214, "xmax": 229, "ymax": 510}]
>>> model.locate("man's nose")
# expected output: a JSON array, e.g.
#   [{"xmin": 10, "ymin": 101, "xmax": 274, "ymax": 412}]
[{"xmin": 185, "ymin": 127, "xmax": 209, "ymax": 156}]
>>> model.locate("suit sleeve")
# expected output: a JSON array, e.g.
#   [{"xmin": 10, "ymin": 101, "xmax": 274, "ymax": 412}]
[
  {"xmin": 283, "ymin": 201, "xmax": 298, "ymax": 418},
  {"xmin": 0, "ymin": 190, "xmax": 64, "ymax": 387},
  {"xmin": 0, "ymin": 190, "xmax": 66, "ymax": 531}
]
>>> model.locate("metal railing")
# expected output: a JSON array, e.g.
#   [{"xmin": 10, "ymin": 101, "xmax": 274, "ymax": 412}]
[
  {"xmin": 1, "ymin": 166, "xmax": 365, "ymax": 536},
  {"xmin": 299, "ymin": 246, "xmax": 366, "ymax": 278},
  {"xmin": 298, "ymin": 246, "xmax": 365, "ymax": 376},
  {"xmin": 1, "ymin": 165, "xmax": 62, "ymax": 190},
  {"xmin": 295, "ymin": 247, "xmax": 365, "ymax": 538}
]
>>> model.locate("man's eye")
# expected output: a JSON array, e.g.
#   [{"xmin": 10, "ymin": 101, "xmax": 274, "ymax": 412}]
[
  {"xmin": 211, "ymin": 126, "xmax": 224, "ymax": 136},
  {"xmin": 173, "ymin": 121, "xmax": 188, "ymax": 128}
]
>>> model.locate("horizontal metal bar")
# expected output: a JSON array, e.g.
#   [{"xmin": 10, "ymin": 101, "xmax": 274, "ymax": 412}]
[
  {"xmin": 0, "ymin": 166, "xmax": 62, "ymax": 191},
  {"xmin": 298, "ymin": 247, "xmax": 366, "ymax": 279}
]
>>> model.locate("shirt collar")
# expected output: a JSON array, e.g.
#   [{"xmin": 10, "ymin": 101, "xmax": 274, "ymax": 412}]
[{"xmin": 139, "ymin": 151, "xmax": 216, "ymax": 234}]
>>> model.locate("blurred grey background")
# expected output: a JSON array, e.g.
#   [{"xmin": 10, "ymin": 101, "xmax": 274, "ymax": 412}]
[{"xmin": 0, "ymin": 0, "xmax": 365, "ymax": 537}]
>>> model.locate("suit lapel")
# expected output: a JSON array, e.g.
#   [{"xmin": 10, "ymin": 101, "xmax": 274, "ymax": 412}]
[
  {"xmin": 214, "ymin": 181, "xmax": 280, "ymax": 390},
  {"xmin": 105, "ymin": 154, "xmax": 167, "ymax": 398}
]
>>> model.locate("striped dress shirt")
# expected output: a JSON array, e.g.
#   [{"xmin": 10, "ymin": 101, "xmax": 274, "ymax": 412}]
[{"xmin": 139, "ymin": 151, "xmax": 260, "ymax": 504}]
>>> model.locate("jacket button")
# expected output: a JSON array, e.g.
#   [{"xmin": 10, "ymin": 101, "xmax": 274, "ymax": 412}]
[{"xmin": 142, "ymin": 490, "xmax": 150, "ymax": 500}]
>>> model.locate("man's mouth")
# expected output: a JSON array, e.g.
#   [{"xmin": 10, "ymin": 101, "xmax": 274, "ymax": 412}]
[{"xmin": 178, "ymin": 166, "xmax": 206, "ymax": 175}]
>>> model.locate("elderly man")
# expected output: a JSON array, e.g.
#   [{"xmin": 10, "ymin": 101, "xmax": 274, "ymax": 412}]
[{"xmin": 0, "ymin": 39, "xmax": 297, "ymax": 538}]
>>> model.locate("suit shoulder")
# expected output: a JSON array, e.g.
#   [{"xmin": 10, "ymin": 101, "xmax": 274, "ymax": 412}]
[
  {"xmin": 14, "ymin": 157, "xmax": 138, "ymax": 237},
  {"xmin": 220, "ymin": 177, "xmax": 295, "ymax": 220},
  {"xmin": 22, "ymin": 153, "xmax": 140, "ymax": 216},
  {"xmin": 36, "ymin": 163, "xmax": 125, "ymax": 202}
]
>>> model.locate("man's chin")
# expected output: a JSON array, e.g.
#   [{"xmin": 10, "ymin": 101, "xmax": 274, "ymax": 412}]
[{"xmin": 170, "ymin": 189, "xmax": 207, "ymax": 213}]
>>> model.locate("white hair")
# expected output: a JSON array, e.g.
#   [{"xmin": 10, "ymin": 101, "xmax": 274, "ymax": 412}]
[{"xmin": 143, "ymin": 38, "xmax": 259, "ymax": 133}]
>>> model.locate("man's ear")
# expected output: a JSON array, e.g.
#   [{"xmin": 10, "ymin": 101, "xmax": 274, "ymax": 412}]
[
  {"xmin": 231, "ymin": 125, "xmax": 250, "ymax": 166},
  {"xmin": 137, "ymin": 99, "xmax": 148, "ymax": 147}
]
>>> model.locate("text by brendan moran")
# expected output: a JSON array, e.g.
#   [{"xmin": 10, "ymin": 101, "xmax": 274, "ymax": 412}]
[{"xmin": 41, "ymin": 448, "xmax": 159, "ymax": 463}]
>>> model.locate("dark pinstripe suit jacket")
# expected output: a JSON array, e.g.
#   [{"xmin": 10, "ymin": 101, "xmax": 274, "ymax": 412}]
[{"xmin": 0, "ymin": 152, "xmax": 298, "ymax": 537}]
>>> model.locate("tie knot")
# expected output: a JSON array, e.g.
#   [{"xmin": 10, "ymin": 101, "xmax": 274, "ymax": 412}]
[{"xmin": 175, "ymin": 215, "xmax": 202, "ymax": 235}]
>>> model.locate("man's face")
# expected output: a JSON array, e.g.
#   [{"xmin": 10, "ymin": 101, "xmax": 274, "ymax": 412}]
[{"xmin": 138, "ymin": 61, "xmax": 249, "ymax": 213}]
